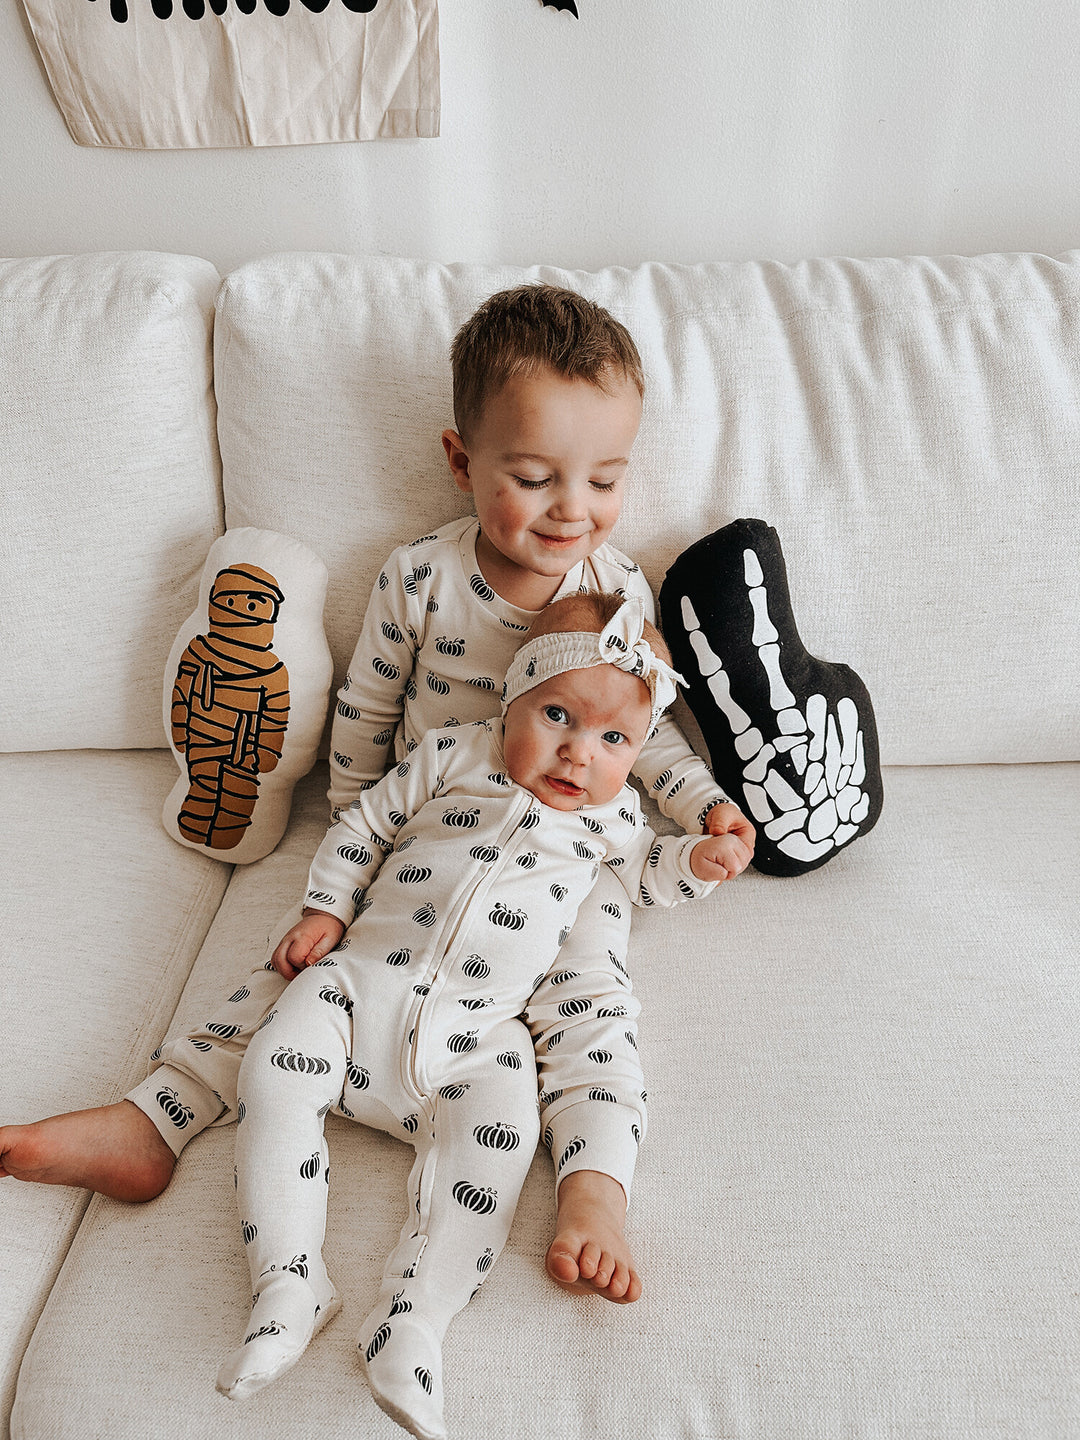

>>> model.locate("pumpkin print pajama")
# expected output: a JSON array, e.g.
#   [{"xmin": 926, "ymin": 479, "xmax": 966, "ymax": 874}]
[
  {"xmin": 216, "ymin": 717, "xmax": 718, "ymax": 1438},
  {"xmin": 129, "ymin": 517, "xmax": 728, "ymax": 1164}
]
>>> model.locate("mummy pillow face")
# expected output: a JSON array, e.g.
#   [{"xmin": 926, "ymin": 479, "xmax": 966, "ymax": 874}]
[
  {"xmin": 658, "ymin": 519, "xmax": 883, "ymax": 877},
  {"xmin": 162, "ymin": 528, "xmax": 335, "ymax": 864}
]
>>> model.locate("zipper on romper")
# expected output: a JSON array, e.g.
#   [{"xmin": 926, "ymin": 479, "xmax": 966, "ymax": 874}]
[{"xmin": 403, "ymin": 789, "xmax": 537, "ymax": 1107}]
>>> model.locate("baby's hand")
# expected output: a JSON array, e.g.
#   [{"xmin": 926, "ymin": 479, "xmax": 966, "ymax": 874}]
[
  {"xmin": 690, "ymin": 830, "xmax": 753, "ymax": 883},
  {"xmin": 271, "ymin": 910, "xmax": 346, "ymax": 980}
]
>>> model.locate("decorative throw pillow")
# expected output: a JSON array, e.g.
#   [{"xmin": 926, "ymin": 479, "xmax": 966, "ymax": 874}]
[
  {"xmin": 659, "ymin": 518, "xmax": 883, "ymax": 877},
  {"xmin": 162, "ymin": 528, "xmax": 334, "ymax": 865}
]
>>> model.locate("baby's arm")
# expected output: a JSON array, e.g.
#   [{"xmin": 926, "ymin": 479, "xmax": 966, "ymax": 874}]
[
  {"xmin": 271, "ymin": 911, "xmax": 346, "ymax": 980},
  {"xmin": 328, "ymin": 545, "xmax": 422, "ymax": 818},
  {"xmin": 604, "ymin": 792, "xmax": 730, "ymax": 905}
]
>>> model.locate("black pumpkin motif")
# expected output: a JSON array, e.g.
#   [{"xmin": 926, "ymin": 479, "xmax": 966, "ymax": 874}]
[
  {"xmin": 490, "ymin": 902, "xmax": 527, "ymax": 930},
  {"xmin": 388, "ymin": 1290, "xmax": 412, "ymax": 1316},
  {"xmin": 559, "ymin": 997, "xmax": 592, "ymax": 1018},
  {"xmin": 678, "ymin": 880, "xmax": 696, "ymax": 898},
  {"xmin": 403, "ymin": 571, "xmax": 418, "ymax": 596},
  {"xmin": 619, "ymin": 806, "xmax": 635, "ymax": 824},
  {"xmin": 470, "ymin": 573, "xmax": 496, "ymax": 602},
  {"xmin": 228, "ymin": 987, "xmax": 251, "ymax": 1003},
  {"xmin": 334, "ymin": 751, "xmax": 352, "ymax": 768},
  {"xmin": 448, "ymin": 1030, "xmax": 478, "ymax": 1054},
  {"xmin": 558, "ymin": 926, "xmax": 571, "ymax": 946},
  {"xmin": 580, "ymin": 815, "xmax": 604, "ymax": 834},
  {"xmin": 543, "ymin": 1125, "xmax": 554, "ymax": 1149},
  {"xmin": 345, "ymin": 1060, "xmax": 370, "ymax": 1089},
  {"xmin": 588, "ymin": 1049, "xmax": 612, "ymax": 1064},
  {"xmin": 470, "ymin": 675, "xmax": 497, "ymax": 691},
  {"xmin": 366, "ymin": 1323, "xmax": 392, "ymax": 1360},
  {"xmin": 271, "ymin": 1047, "xmax": 332, "ymax": 1075},
  {"xmin": 402, "ymin": 1114, "xmax": 419, "ymax": 1134},
  {"xmin": 405, "ymin": 678, "xmax": 418, "ymax": 700},
  {"xmin": 601, "ymin": 901, "xmax": 622, "ymax": 919},
  {"xmin": 436, "ymin": 635, "xmax": 466, "ymax": 656},
  {"xmin": 651, "ymin": 769, "xmax": 672, "ymax": 792},
  {"xmin": 427, "ymin": 673, "xmax": 451, "ymax": 696},
  {"xmin": 549, "ymin": 969, "xmax": 577, "ymax": 985},
  {"xmin": 372, "ymin": 657, "xmax": 400, "ymax": 680},
  {"xmin": 443, "ymin": 807, "xmax": 480, "ymax": 829},
  {"xmin": 156, "ymin": 1087, "xmax": 195, "ymax": 1128},
  {"xmin": 373, "ymin": 726, "xmax": 394, "ymax": 746},
  {"xmin": 236, "ymin": 1099, "xmax": 246, "ymax": 1124},
  {"xmin": 496, "ymin": 1050, "xmax": 523, "ymax": 1069},
  {"xmin": 632, "ymin": 1125, "xmax": 642, "ymax": 1144},
  {"xmin": 190, "ymin": 1039, "xmax": 213, "ymax": 1052},
  {"xmin": 307, "ymin": 889, "xmax": 337, "ymax": 907},
  {"xmin": 573, "ymin": 841, "xmax": 595, "ymax": 860},
  {"xmin": 625, "ymin": 1029, "xmax": 638, "ymax": 1048},
  {"xmin": 477, "ymin": 1248, "xmax": 494, "ymax": 1273},
  {"xmin": 590, "ymin": 1087, "xmax": 618, "ymax": 1102},
  {"xmin": 436, "ymin": 735, "xmax": 456, "ymax": 751},
  {"xmin": 489, "ymin": 771, "xmax": 511, "ymax": 787},
  {"xmin": 667, "ymin": 777, "xmax": 686, "ymax": 796},
  {"xmin": 521, "ymin": 809, "xmax": 540, "ymax": 830},
  {"xmin": 640, "ymin": 885, "xmax": 655, "ymax": 907},
  {"xmin": 300, "ymin": 1153, "xmax": 321, "ymax": 1179},
  {"xmin": 337, "ymin": 701, "xmax": 362, "ymax": 721},
  {"xmin": 550, "ymin": 883, "xmax": 567, "ymax": 901},
  {"xmin": 397, "ymin": 864, "xmax": 433, "ymax": 884},
  {"xmin": 459, "ymin": 996, "xmax": 493, "ymax": 1010},
  {"xmin": 469, "ymin": 844, "xmax": 500, "ymax": 863},
  {"xmin": 474, "ymin": 1121, "xmax": 520, "ymax": 1151},
  {"xmin": 386, "ymin": 948, "xmax": 412, "ymax": 967},
  {"xmin": 415, "ymin": 1367, "xmax": 433, "ymax": 1395},
  {"xmin": 452, "ymin": 1180, "xmax": 498, "ymax": 1214},
  {"xmin": 546, "ymin": 1030, "xmax": 564, "ymax": 1050},
  {"xmin": 241, "ymin": 1220, "xmax": 257, "ymax": 1245},
  {"xmin": 439, "ymin": 1082, "xmax": 471, "ymax": 1099},
  {"xmin": 319, "ymin": 985, "xmax": 352, "ymax": 1013},
  {"xmin": 412, "ymin": 562, "xmax": 432, "ymax": 582},
  {"xmin": 413, "ymin": 903, "xmax": 437, "ymax": 928},
  {"xmin": 540, "ymin": 1087, "xmax": 563, "ymax": 1107},
  {"xmin": 462, "ymin": 954, "xmax": 490, "ymax": 979},
  {"xmin": 245, "ymin": 1322, "xmax": 282, "ymax": 1342},
  {"xmin": 378, "ymin": 571, "xmax": 389, "ymax": 590},
  {"xmin": 381, "ymin": 621, "xmax": 404, "ymax": 643},
  {"xmin": 516, "ymin": 851, "xmax": 538, "ymax": 869},
  {"xmin": 557, "ymin": 1137, "xmax": 586, "ymax": 1171}
]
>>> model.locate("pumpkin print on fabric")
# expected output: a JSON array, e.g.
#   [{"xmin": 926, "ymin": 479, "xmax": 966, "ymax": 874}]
[{"xmin": 452, "ymin": 1180, "xmax": 498, "ymax": 1215}]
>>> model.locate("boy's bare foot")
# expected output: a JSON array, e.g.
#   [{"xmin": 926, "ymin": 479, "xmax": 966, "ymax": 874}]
[
  {"xmin": 0, "ymin": 1101, "xmax": 175, "ymax": 1202},
  {"xmin": 545, "ymin": 1169, "xmax": 642, "ymax": 1303}
]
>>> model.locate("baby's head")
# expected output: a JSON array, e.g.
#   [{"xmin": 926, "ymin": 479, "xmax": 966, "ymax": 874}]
[
  {"xmin": 501, "ymin": 593, "xmax": 680, "ymax": 811},
  {"xmin": 442, "ymin": 286, "xmax": 646, "ymax": 608}
]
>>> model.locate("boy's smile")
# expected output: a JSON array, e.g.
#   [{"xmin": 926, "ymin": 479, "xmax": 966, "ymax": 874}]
[
  {"xmin": 502, "ymin": 666, "xmax": 652, "ymax": 810},
  {"xmin": 443, "ymin": 364, "xmax": 643, "ymax": 612}
]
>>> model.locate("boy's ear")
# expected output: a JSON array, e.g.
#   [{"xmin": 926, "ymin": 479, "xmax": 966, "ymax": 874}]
[{"xmin": 442, "ymin": 429, "xmax": 472, "ymax": 494}]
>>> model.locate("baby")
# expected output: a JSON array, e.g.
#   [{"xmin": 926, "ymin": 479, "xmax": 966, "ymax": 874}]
[{"xmin": 217, "ymin": 593, "xmax": 738, "ymax": 1440}]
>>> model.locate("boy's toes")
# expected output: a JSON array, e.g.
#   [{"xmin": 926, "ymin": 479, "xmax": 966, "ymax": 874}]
[{"xmin": 544, "ymin": 1238, "xmax": 582, "ymax": 1286}]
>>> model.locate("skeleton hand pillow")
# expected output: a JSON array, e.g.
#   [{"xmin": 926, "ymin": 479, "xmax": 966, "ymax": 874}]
[
  {"xmin": 162, "ymin": 528, "xmax": 334, "ymax": 864},
  {"xmin": 658, "ymin": 519, "xmax": 883, "ymax": 877}
]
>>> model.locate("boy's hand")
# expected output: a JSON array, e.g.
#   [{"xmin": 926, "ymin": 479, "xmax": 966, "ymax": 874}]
[
  {"xmin": 271, "ymin": 910, "xmax": 346, "ymax": 980},
  {"xmin": 690, "ymin": 826, "xmax": 754, "ymax": 883}
]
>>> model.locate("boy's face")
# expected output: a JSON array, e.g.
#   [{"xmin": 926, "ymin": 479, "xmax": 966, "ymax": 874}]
[
  {"xmin": 443, "ymin": 366, "xmax": 643, "ymax": 605},
  {"xmin": 502, "ymin": 664, "xmax": 652, "ymax": 810}
]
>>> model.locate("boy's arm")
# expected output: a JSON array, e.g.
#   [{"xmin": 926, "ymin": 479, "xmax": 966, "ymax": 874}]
[
  {"xmin": 620, "ymin": 562, "xmax": 732, "ymax": 832},
  {"xmin": 328, "ymin": 546, "xmax": 421, "ymax": 819}
]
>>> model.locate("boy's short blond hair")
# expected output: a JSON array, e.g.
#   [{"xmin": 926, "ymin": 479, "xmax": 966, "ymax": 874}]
[
  {"xmin": 526, "ymin": 592, "xmax": 672, "ymax": 667},
  {"xmin": 450, "ymin": 284, "xmax": 645, "ymax": 442}
]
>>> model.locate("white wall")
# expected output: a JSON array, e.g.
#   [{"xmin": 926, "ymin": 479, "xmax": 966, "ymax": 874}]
[{"xmin": 2, "ymin": 0, "xmax": 1079, "ymax": 273}]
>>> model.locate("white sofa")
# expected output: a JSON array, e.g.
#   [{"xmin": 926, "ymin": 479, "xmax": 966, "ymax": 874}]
[{"xmin": 1, "ymin": 248, "xmax": 1077, "ymax": 1440}]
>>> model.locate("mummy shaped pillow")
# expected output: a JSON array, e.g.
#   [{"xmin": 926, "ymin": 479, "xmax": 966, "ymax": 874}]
[
  {"xmin": 162, "ymin": 528, "xmax": 334, "ymax": 865},
  {"xmin": 658, "ymin": 519, "xmax": 882, "ymax": 877}
]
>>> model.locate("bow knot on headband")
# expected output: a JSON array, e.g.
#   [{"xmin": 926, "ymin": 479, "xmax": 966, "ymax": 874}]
[{"xmin": 501, "ymin": 596, "xmax": 684, "ymax": 737}]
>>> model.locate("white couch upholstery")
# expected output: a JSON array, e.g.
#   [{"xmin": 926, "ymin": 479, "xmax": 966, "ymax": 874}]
[{"xmin": 2, "ymin": 249, "xmax": 1077, "ymax": 1440}]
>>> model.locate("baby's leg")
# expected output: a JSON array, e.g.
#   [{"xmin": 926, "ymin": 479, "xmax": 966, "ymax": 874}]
[
  {"xmin": 216, "ymin": 962, "xmax": 347, "ymax": 1400},
  {"xmin": 358, "ymin": 1018, "xmax": 540, "ymax": 1440},
  {"xmin": 524, "ymin": 869, "xmax": 646, "ymax": 1302}
]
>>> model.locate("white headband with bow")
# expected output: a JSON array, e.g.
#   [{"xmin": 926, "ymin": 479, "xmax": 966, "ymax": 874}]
[{"xmin": 501, "ymin": 596, "xmax": 684, "ymax": 737}]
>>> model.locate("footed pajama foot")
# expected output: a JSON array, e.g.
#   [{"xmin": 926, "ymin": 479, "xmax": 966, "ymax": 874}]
[
  {"xmin": 217, "ymin": 1271, "xmax": 340, "ymax": 1400},
  {"xmin": 359, "ymin": 1291, "xmax": 448, "ymax": 1440}
]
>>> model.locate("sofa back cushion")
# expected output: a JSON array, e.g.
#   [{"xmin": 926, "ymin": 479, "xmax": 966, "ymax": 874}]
[
  {"xmin": 215, "ymin": 252, "xmax": 1080, "ymax": 767},
  {"xmin": 0, "ymin": 252, "xmax": 222, "ymax": 752}
]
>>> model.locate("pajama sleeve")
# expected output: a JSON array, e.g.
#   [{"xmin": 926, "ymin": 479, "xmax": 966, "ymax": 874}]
[
  {"xmin": 328, "ymin": 544, "xmax": 422, "ymax": 819},
  {"xmin": 307, "ymin": 730, "xmax": 445, "ymax": 927},
  {"xmin": 620, "ymin": 564, "xmax": 731, "ymax": 833},
  {"xmin": 604, "ymin": 790, "xmax": 719, "ymax": 909}
]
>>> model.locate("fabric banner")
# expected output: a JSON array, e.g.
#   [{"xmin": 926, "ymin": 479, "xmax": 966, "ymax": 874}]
[{"xmin": 20, "ymin": 0, "xmax": 439, "ymax": 148}]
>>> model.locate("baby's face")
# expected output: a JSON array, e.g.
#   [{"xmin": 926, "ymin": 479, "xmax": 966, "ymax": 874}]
[
  {"xmin": 444, "ymin": 365, "xmax": 642, "ymax": 605},
  {"xmin": 502, "ymin": 664, "xmax": 652, "ymax": 810}
]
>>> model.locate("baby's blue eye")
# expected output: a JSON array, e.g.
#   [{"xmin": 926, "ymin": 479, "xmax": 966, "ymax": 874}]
[
  {"xmin": 545, "ymin": 706, "xmax": 568, "ymax": 724},
  {"xmin": 603, "ymin": 730, "xmax": 626, "ymax": 745}
]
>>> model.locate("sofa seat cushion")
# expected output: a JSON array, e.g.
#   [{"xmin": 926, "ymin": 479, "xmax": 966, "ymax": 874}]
[
  {"xmin": 0, "ymin": 749, "xmax": 231, "ymax": 1425},
  {"xmin": 12, "ymin": 761, "xmax": 1077, "ymax": 1439}
]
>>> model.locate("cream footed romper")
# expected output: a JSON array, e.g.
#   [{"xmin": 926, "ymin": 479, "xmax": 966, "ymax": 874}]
[{"xmin": 216, "ymin": 718, "xmax": 717, "ymax": 1439}]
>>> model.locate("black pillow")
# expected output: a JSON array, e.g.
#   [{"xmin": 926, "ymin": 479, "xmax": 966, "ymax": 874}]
[{"xmin": 658, "ymin": 518, "xmax": 883, "ymax": 877}]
